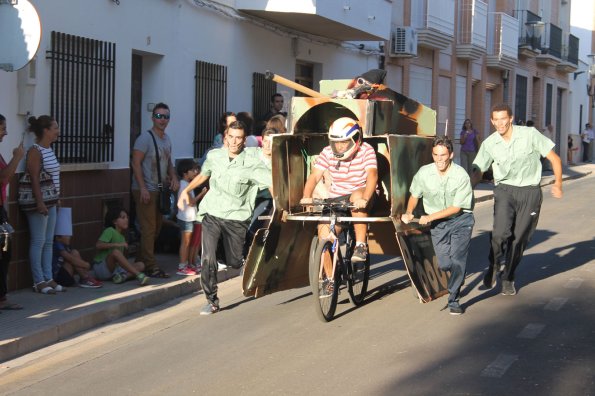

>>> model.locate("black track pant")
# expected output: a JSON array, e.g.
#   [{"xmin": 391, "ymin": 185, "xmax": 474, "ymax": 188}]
[
  {"xmin": 200, "ymin": 214, "xmax": 248, "ymax": 306},
  {"xmin": 490, "ymin": 184, "xmax": 542, "ymax": 282}
]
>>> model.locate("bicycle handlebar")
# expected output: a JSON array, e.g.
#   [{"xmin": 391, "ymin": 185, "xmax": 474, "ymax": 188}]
[{"xmin": 301, "ymin": 198, "xmax": 357, "ymax": 210}]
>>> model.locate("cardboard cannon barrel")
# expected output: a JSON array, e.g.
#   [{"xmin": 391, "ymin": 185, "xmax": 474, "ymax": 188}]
[{"xmin": 243, "ymin": 75, "xmax": 449, "ymax": 303}]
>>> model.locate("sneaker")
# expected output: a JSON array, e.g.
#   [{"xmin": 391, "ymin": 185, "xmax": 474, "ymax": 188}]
[
  {"xmin": 112, "ymin": 273, "xmax": 127, "ymax": 284},
  {"xmin": 137, "ymin": 272, "xmax": 149, "ymax": 286},
  {"xmin": 200, "ymin": 302, "xmax": 220, "ymax": 316},
  {"xmin": 351, "ymin": 244, "xmax": 368, "ymax": 262},
  {"xmin": 177, "ymin": 266, "xmax": 197, "ymax": 276},
  {"xmin": 79, "ymin": 277, "xmax": 103, "ymax": 288},
  {"xmin": 482, "ymin": 267, "xmax": 497, "ymax": 289},
  {"xmin": 449, "ymin": 304, "xmax": 464, "ymax": 315},
  {"xmin": 501, "ymin": 280, "xmax": 516, "ymax": 296},
  {"xmin": 217, "ymin": 261, "xmax": 228, "ymax": 270}
]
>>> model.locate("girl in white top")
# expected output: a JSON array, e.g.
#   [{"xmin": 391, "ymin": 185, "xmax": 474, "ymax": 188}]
[{"xmin": 176, "ymin": 159, "xmax": 207, "ymax": 275}]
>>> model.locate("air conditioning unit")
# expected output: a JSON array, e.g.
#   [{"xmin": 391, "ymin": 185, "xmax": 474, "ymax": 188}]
[{"xmin": 389, "ymin": 27, "xmax": 417, "ymax": 58}]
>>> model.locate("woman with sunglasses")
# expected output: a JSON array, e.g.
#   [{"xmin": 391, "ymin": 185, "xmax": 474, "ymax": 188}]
[{"xmin": 131, "ymin": 102, "xmax": 179, "ymax": 278}]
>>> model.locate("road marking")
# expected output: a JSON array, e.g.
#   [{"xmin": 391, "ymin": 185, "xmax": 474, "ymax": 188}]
[
  {"xmin": 544, "ymin": 297, "xmax": 568, "ymax": 311},
  {"xmin": 517, "ymin": 323, "xmax": 545, "ymax": 339},
  {"xmin": 481, "ymin": 354, "xmax": 519, "ymax": 378},
  {"xmin": 564, "ymin": 278, "xmax": 583, "ymax": 289}
]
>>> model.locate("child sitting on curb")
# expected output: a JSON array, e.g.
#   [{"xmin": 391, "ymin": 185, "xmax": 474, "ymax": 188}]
[
  {"xmin": 53, "ymin": 234, "xmax": 103, "ymax": 288},
  {"xmin": 92, "ymin": 207, "xmax": 149, "ymax": 286}
]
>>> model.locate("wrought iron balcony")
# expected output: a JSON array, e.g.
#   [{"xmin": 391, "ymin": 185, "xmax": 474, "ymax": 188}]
[
  {"xmin": 514, "ymin": 9, "xmax": 542, "ymax": 58},
  {"xmin": 485, "ymin": 12, "xmax": 518, "ymax": 70},
  {"xmin": 557, "ymin": 34, "xmax": 579, "ymax": 73},
  {"xmin": 456, "ymin": 0, "xmax": 488, "ymax": 60},
  {"xmin": 536, "ymin": 23, "xmax": 562, "ymax": 66}
]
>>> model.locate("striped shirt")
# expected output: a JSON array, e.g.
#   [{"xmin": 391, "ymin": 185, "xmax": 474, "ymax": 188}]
[
  {"xmin": 34, "ymin": 143, "xmax": 61, "ymax": 195},
  {"xmin": 314, "ymin": 142, "xmax": 377, "ymax": 198}
]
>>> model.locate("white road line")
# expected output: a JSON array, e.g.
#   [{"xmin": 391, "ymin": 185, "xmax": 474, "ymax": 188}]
[
  {"xmin": 517, "ymin": 323, "xmax": 545, "ymax": 339},
  {"xmin": 564, "ymin": 278, "xmax": 583, "ymax": 289},
  {"xmin": 544, "ymin": 297, "xmax": 568, "ymax": 311},
  {"xmin": 481, "ymin": 354, "xmax": 519, "ymax": 378}
]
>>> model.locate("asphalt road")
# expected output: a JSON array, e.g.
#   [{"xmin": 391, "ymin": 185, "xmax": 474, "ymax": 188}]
[{"xmin": 1, "ymin": 176, "xmax": 594, "ymax": 396}]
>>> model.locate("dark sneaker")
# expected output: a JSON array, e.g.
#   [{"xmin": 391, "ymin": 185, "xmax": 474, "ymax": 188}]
[
  {"xmin": 200, "ymin": 303, "xmax": 220, "ymax": 316},
  {"xmin": 351, "ymin": 244, "xmax": 368, "ymax": 262},
  {"xmin": 501, "ymin": 280, "xmax": 517, "ymax": 296},
  {"xmin": 482, "ymin": 267, "xmax": 497, "ymax": 289},
  {"xmin": 449, "ymin": 304, "xmax": 464, "ymax": 315}
]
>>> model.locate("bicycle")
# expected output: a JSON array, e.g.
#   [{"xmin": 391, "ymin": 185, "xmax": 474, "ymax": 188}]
[{"xmin": 303, "ymin": 198, "xmax": 370, "ymax": 322}]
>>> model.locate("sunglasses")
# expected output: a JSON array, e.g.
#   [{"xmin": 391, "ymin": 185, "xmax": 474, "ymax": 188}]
[{"xmin": 153, "ymin": 113, "xmax": 170, "ymax": 120}]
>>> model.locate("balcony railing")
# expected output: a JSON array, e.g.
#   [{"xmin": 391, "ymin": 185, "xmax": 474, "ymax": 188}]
[
  {"xmin": 542, "ymin": 23, "xmax": 562, "ymax": 58},
  {"xmin": 457, "ymin": 0, "xmax": 488, "ymax": 59},
  {"xmin": 566, "ymin": 34, "xmax": 579, "ymax": 65},
  {"xmin": 411, "ymin": 0, "xmax": 455, "ymax": 49},
  {"xmin": 486, "ymin": 12, "xmax": 518, "ymax": 70},
  {"xmin": 514, "ymin": 9, "xmax": 542, "ymax": 51}
]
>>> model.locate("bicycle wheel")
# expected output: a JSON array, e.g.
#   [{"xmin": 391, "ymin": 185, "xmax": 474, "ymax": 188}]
[
  {"xmin": 347, "ymin": 253, "xmax": 369, "ymax": 306},
  {"xmin": 309, "ymin": 237, "xmax": 339, "ymax": 322}
]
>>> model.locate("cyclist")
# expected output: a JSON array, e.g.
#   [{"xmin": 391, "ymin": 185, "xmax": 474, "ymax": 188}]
[{"xmin": 300, "ymin": 117, "xmax": 378, "ymax": 262}]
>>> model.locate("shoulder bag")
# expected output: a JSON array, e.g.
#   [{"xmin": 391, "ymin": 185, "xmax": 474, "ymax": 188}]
[
  {"xmin": 17, "ymin": 146, "xmax": 59, "ymax": 211},
  {"xmin": 148, "ymin": 130, "xmax": 172, "ymax": 215}
]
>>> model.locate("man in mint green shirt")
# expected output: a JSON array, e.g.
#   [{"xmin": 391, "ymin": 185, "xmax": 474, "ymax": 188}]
[
  {"xmin": 178, "ymin": 121, "xmax": 271, "ymax": 315},
  {"xmin": 402, "ymin": 136, "xmax": 474, "ymax": 315},
  {"xmin": 472, "ymin": 103, "xmax": 563, "ymax": 296}
]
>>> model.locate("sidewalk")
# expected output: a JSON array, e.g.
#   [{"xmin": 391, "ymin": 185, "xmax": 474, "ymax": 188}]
[{"xmin": 1, "ymin": 163, "xmax": 593, "ymax": 363}]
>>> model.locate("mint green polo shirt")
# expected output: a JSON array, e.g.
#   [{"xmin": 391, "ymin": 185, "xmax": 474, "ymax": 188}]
[
  {"xmin": 409, "ymin": 162, "xmax": 473, "ymax": 215},
  {"xmin": 198, "ymin": 147, "xmax": 272, "ymax": 222},
  {"xmin": 473, "ymin": 125, "xmax": 554, "ymax": 186}
]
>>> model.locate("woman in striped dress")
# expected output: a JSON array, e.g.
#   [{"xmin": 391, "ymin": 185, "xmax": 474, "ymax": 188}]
[{"xmin": 25, "ymin": 115, "xmax": 63, "ymax": 294}]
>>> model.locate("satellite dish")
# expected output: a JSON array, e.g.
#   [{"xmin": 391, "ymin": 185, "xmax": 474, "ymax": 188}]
[{"xmin": 0, "ymin": 0, "xmax": 42, "ymax": 72}]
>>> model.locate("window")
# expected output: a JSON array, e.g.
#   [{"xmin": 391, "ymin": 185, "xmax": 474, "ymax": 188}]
[
  {"xmin": 194, "ymin": 61, "xmax": 227, "ymax": 157},
  {"xmin": 545, "ymin": 83, "xmax": 553, "ymax": 127},
  {"xmin": 295, "ymin": 61, "xmax": 313, "ymax": 97},
  {"xmin": 515, "ymin": 75, "xmax": 528, "ymax": 123},
  {"xmin": 46, "ymin": 31, "xmax": 115, "ymax": 163}
]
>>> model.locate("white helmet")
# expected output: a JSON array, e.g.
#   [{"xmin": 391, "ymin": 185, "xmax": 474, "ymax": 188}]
[{"xmin": 328, "ymin": 117, "xmax": 362, "ymax": 160}]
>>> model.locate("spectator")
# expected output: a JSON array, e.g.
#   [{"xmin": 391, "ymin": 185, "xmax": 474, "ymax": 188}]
[
  {"xmin": 0, "ymin": 114, "xmax": 25, "ymax": 309},
  {"xmin": 581, "ymin": 123, "xmax": 594, "ymax": 162},
  {"xmin": 25, "ymin": 115, "xmax": 64, "ymax": 294},
  {"xmin": 238, "ymin": 112, "xmax": 259, "ymax": 147},
  {"xmin": 262, "ymin": 93, "xmax": 287, "ymax": 122},
  {"xmin": 265, "ymin": 114, "xmax": 287, "ymax": 134},
  {"xmin": 567, "ymin": 135, "xmax": 576, "ymax": 165},
  {"xmin": 459, "ymin": 119, "xmax": 480, "ymax": 175},
  {"xmin": 472, "ymin": 103, "xmax": 562, "ymax": 296},
  {"xmin": 176, "ymin": 159, "xmax": 207, "ymax": 276},
  {"xmin": 131, "ymin": 102, "xmax": 179, "ymax": 278},
  {"xmin": 401, "ymin": 136, "xmax": 474, "ymax": 315},
  {"xmin": 93, "ymin": 207, "xmax": 149, "ymax": 286},
  {"xmin": 53, "ymin": 233, "xmax": 103, "ymax": 289},
  {"xmin": 178, "ymin": 120, "xmax": 272, "ymax": 315},
  {"xmin": 212, "ymin": 112, "xmax": 236, "ymax": 150}
]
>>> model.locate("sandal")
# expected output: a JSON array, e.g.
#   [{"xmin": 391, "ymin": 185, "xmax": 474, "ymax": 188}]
[
  {"xmin": 148, "ymin": 268, "xmax": 170, "ymax": 278},
  {"xmin": 33, "ymin": 282, "xmax": 56, "ymax": 295},
  {"xmin": 48, "ymin": 280, "xmax": 67, "ymax": 292}
]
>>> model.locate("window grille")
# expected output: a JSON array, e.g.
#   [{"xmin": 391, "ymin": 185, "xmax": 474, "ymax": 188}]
[
  {"xmin": 252, "ymin": 72, "xmax": 277, "ymax": 127},
  {"xmin": 46, "ymin": 31, "xmax": 115, "ymax": 163},
  {"xmin": 194, "ymin": 61, "xmax": 227, "ymax": 157}
]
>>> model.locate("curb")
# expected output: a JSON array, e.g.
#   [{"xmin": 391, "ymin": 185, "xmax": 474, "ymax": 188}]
[{"xmin": 0, "ymin": 268, "xmax": 241, "ymax": 363}]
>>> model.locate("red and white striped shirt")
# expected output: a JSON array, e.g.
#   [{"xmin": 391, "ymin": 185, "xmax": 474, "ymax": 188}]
[{"xmin": 314, "ymin": 142, "xmax": 377, "ymax": 198}]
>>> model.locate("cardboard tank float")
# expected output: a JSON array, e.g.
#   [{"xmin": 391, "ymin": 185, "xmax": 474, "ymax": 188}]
[{"xmin": 242, "ymin": 70, "xmax": 450, "ymax": 303}]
